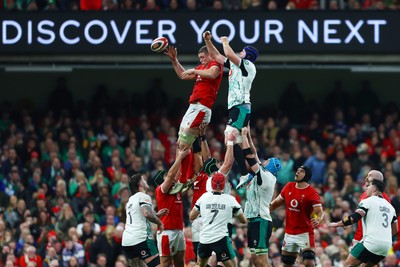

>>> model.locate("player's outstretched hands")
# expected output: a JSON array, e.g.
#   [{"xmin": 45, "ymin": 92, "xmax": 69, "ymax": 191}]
[
  {"xmin": 220, "ymin": 36, "xmax": 229, "ymax": 43},
  {"xmin": 311, "ymin": 217, "xmax": 321, "ymax": 228},
  {"xmin": 177, "ymin": 147, "xmax": 191, "ymax": 159},
  {"xmin": 328, "ymin": 222, "xmax": 340, "ymax": 229},
  {"xmin": 199, "ymin": 123, "xmax": 207, "ymax": 136},
  {"xmin": 164, "ymin": 46, "xmax": 177, "ymax": 61},
  {"xmin": 203, "ymin": 31, "xmax": 212, "ymax": 41},
  {"xmin": 157, "ymin": 208, "xmax": 169, "ymax": 218},
  {"xmin": 181, "ymin": 68, "xmax": 195, "ymax": 79}
]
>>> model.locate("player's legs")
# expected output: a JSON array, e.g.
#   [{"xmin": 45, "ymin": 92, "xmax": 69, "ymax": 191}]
[
  {"xmin": 197, "ymin": 256, "xmax": 211, "ymax": 267},
  {"xmin": 178, "ymin": 104, "xmax": 211, "ymax": 149},
  {"xmin": 144, "ymin": 255, "xmax": 161, "ymax": 267},
  {"xmin": 173, "ymin": 250, "xmax": 186, "ymax": 267},
  {"xmin": 247, "ymin": 218, "xmax": 273, "ymax": 267},
  {"xmin": 226, "ymin": 104, "xmax": 251, "ymax": 186},
  {"xmin": 281, "ymin": 233, "xmax": 303, "ymax": 267},
  {"xmin": 347, "ymin": 242, "xmax": 385, "ymax": 267},
  {"xmin": 124, "ymin": 239, "xmax": 160, "ymax": 267},
  {"xmin": 344, "ymin": 254, "xmax": 362, "ymax": 267},
  {"xmin": 197, "ymin": 243, "xmax": 213, "ymax": 267},
  {"xmin": 157, "ymin": 230, "xmax": 185, "ymax": 267},
  {"xmin": 214, "ymin": 237, "xmax": 237, "ymax": 267},
  {"xmin": 221, "ymin": 259, "xmax": 236, "ymax": 267}
]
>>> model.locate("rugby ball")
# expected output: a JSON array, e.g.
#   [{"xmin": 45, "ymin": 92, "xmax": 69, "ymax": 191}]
[{"xmin": 150, "ymin": 37, "xmax": 169, "ymax": 53}]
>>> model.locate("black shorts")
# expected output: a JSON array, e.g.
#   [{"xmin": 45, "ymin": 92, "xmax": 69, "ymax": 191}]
[
  {"xmin": 123, "ymin": 239, "xmax": 159, "ymax": 260},
  {"xmin": 198, "ymin": 236, "xmax": 236, "ymax": 262},
  {"xmin": 227, "ymin": 104, "xmax": 251, "ymax": 130},
  {"xmin": 350, "ymin": 242, "xmax": 386, "ymax": 265},
  {"xmin": 247, "ymin": 217, "xmax": 272, "ymax": 255}
]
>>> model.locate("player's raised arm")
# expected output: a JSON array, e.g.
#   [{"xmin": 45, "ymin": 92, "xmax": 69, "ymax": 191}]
[
  {"xmin": 203, "ymin": 31, "xmax": 225, "ymax": 65},
  {"xmin": 164, "ymin": 46, "xmax": 188, "ymax": 78},
  {"xmin": 220, "ymin": 36, "xmax": 241, "ymax": 66},
  {"xmin": 160, "ymin": 147, "xmax": 190, "ymax": 193}
]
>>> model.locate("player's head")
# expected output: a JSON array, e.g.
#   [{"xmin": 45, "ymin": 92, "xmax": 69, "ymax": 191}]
[
  {"xmin": 296, "ymin": 165, "xmax": 312, "ymax": 183},
  {"xmin": 365, "ymin": 170, "xmax": 384, "ymax": 185},
  {"xmin": 202, "ymin": 157, "xmax": 219, "ymax": 175},
  {"xmin": 211, "ymin": 172, "xmax": 225, "ymax": 191},
  {"xmin": 243, "ymin": 46, "xmax": 259, "ymax": 63},
  {"xmin": 128, "ymin": 173, "xmax": 147, "ymax": 194},
  {"xmin": 154, "ymin": 170, "xmax": 167, "ymax": 186},
  {"xmin": 262, "ymin": 157, "xmax": 281, "ymax": 176},
  {"xmin": 198, "ymin": 46, "xmax": 211, "ymax": 66},
  {"xmin": 368, "ymin": 179, "xmax": 386, "ymax": 196}
]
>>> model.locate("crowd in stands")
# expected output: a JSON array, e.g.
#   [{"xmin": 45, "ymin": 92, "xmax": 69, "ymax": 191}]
[
  {"xmin": 0, "ymin": 76, "xmax": 400, "ymax": 267},
  {"xmin": 1, "ymin": 0, "xmax": 399, "ymax": 12}
]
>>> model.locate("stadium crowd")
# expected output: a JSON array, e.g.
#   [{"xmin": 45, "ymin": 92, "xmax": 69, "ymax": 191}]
[
  {"xmin": 0, "ymin": 0, "xmax": 399, "ymax": 13},
  {"xmin": 0, "ymin": 77, "xmax": 400, "ymax": 267}
]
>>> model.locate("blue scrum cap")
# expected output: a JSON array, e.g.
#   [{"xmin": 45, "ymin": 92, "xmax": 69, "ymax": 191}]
[
  {"xmin": 265, "ymin": 157, "xmax": 281, "ymax": 176},
  {"xmin": 243, "ymin": 46, "xmax": 259, "ymax": 63}
]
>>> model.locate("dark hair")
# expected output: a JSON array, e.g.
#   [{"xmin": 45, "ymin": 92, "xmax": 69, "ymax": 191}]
[
  {"xmin": 198, "ymin": 46, "xmax": 208, "ymax": 54},
  {"xmin": 371, "ymin": 179, "xmax": 386, "ymax": 193},
  {"xmin": 128, "ymin": 174, "xmax": 142, "ymax": 194}
]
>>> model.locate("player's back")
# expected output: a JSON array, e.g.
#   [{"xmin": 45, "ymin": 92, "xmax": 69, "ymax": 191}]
[
  {"xmin": 122, "ymin": 192, "xmax": 151, "ymax": 246},
  {"xmin": 360, "ymin": 196, "xmax": 397, "ymax": 255},
  {"xmin": 196, "ymin": 192, "xmax": 241, "ymax": 244}
]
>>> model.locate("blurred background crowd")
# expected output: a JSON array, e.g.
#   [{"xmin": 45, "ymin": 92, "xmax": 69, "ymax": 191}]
[
  {"xmin": 0, "ymin": 77, "xmax": 400, "ymax": 267},
  {"xmin": 1, "ymin": 0, "xmax": 399, "ymax": 14}
]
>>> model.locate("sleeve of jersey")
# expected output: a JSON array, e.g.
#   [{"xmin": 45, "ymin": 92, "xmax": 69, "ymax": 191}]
[
  {"xmin": 311, "ymin": 190, "xmax": 322, "ymax": 206},
  {"xmin": 259, "ymin": 170, "xmax": 274, "ymax": 188},
  {"xmin": 232, "ymin": 199, "xmax": 243, "ymax": 216},
  {"xmin": 279, "ymin": 185, "xmax": 288, "ymax": 200},
  {"xmin": 209, "ymin": 60, "xmax": 221, "ymax": 70},
  {"xmin": 194, "ymin": 195, "xmax": 203, "ymax": 211},
  {"xmin": 139, "ymin": 194, "xmax": 152, "ymax": 207},
  {"xmin": 224, "ymin": 58, "xmax": 230, "ymax": 68},
  {"xmin": 355, "ymin": 199, "xmax": 368, "ymax": 215}
]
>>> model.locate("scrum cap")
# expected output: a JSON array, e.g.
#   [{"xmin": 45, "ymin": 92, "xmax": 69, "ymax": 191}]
[
  {"xmin": 154, "ymin": 170, "xmax": 167, "ymax": 186},
  {"xmin": 203, "ymin": 158, "xmax": 219, "ymax": 175},
  {"xmin": 299, "ymin": 165, "xmax": 312, "ymax": 182},
  {"xmin": 243, "ymin": 46, "xmax": 259, "ymax": 63},
  {"xmin": 211, "ymin": 172, "xmax": 225, "ymax": 191},
  {"xmin": 264, "ymin": 157, "xmax": 282, "ymax": 176}
]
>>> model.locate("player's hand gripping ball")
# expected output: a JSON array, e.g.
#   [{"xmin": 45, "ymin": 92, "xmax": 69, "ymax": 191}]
[{"xmin": 150, "ymin": 37, "xmax": 169, "ymax": 53}]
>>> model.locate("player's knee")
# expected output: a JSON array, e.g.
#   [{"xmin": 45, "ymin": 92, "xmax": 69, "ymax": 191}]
[
  {"xmin": 224, "ymin": 125, "xmax": 239, "ymax": 140},
  {"xmin": 146, "ymin": 256, "xmax": 160, "ymax": 267},
  {"xmin": 302, "ymin": 250, "xmax": 315, "ymax": 261},
  {"xmin": 281, "ymin": 255, "xmax": 297, "ymax": 265},
  {"xmin": 179, "ymin": 131, "xmax": 197, "ymax": 145}
]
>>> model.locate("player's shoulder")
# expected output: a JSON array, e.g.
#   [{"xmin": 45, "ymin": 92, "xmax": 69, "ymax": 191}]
[
  {"xmin": 282, "ymin": 182, "xmax": 296, "ymax": 190},
  {"xmin": 210, "ymin": 60, "xmax": 223, "ymax": 68}
]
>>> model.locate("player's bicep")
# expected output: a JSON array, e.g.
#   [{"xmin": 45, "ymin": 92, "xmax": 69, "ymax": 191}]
[
  {"xmin": 214, "ymin": 54, "xmax": 226, "ymax": 65},
  {"xmin": 208, "ymin": 66, "xmax": 221, "ymax": 79},
  {"xmin": 140, "ymin": 204, "xmax": 154, "ymax": 218},
  {"xmin": 228, "ymin": 54, "xmax": 241, "ymax": 66}
]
